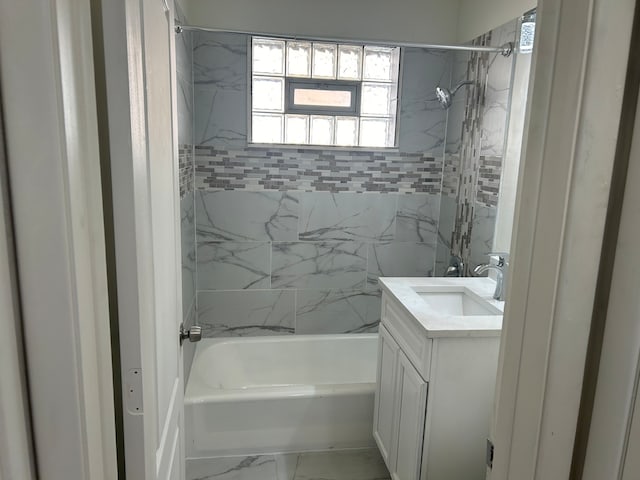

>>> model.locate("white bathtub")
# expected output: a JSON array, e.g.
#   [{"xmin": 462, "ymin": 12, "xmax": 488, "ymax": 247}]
[{"xmin": 184, "ymin": 334, "xmax": 378, "ymax": 458}]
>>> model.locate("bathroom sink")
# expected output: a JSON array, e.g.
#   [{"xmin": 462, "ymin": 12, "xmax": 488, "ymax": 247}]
[
  {"xmin": 412, "ymin": 288, "xmax": 501, "ymax": 316},
  {"xmin": 379, "ymin": 277, "xmax": 503, "ymax": 337}
]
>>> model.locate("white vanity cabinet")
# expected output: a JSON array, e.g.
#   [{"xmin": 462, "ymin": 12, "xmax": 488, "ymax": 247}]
[
  {"xmin": 374, "ymin": 325, "xmax": 428, "ymax": 479},
  {"xmin": 373, "ymin": 290, "xmax": 501, "ymax": 480}
]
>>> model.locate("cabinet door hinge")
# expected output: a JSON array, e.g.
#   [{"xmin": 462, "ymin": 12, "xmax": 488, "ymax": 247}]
[{"xmin": 486, "ymin": 439, "xmax": 495, "ymax": 468}]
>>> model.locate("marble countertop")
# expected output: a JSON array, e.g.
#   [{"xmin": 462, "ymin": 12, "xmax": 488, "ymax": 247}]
[{"xmin": 378, "ymin": 277, "xmax": 504, "ymax": 338}]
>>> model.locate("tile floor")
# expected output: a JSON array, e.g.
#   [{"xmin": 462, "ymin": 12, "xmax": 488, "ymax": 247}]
[{"xmin": 186, "ymin": 448, "xmax": 391, "ymax": 480}]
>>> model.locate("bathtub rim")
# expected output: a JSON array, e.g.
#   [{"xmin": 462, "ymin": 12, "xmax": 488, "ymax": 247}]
[{"xmin": 185, "ymin": 333, "xmax": 378, "ymax": 405}]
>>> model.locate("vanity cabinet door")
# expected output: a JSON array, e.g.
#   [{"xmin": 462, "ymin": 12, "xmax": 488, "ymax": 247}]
[
  {"xmin": 394, "ymin": 351, "xmax": 428, "ymax": 480},
  {"xmin": 374, "ymin": 325, "xmax": 400, "ymax": 471}
]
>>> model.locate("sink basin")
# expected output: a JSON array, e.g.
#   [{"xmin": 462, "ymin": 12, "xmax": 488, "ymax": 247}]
[{"xmin": 413, "ymin": 288, "xmax": 500, "ymax": 316}]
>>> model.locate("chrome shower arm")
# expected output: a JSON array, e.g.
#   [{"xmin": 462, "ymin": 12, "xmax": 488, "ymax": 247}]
[{"xmin": 451, "ymin": 80, "xmax": 474, "ymax": 95}]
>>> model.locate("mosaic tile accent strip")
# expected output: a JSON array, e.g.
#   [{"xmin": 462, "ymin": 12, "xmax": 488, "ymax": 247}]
[
  {"xmin": 450, "ymin": 35, "xmax": 491, "ymax": 268},
  {"xmin": 477, "ymin": 155, "xmax": 502, "ymax": 207},
  {"xmin": 448, "ymin": 20, "xmax": 515, "ymax": 272},
  {"xmin": 442, "ymin": 154, "xmax": 460, "ymax": 198},
  {"xmin": 179, "ymin": 144, "xmax": 194, "ymax": 198},
  {"xmin": 194, "ymin": 146, "xmax": 443, "ymax": 194}
]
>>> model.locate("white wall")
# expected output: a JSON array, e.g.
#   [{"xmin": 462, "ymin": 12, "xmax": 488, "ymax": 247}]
[
  {"xmin": 184, "ymin": 0, "xmax": 461, "ymax": 44},
  {"xmin": 184, "ymin": 0, "xmax": 536, "ymax": 45},
  {"xmin": 457, "ymin": 0, "xmax": 536, "ymax": 42}
]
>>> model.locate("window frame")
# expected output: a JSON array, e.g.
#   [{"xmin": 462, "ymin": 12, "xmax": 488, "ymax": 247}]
[
  {"xmin": 285, "ymin": 78, "xmax": 361, "ymax": 116},
  {"xmin": 249, "ymin": 36, "xmax": 402, "ymax": 149}
]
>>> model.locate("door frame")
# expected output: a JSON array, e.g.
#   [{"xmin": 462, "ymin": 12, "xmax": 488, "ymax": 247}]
[
  {"xmin": 0, "ymin": 0, "xmax": 117, "ymax": 479},
  {"xmin": 93, "ymin": 0, "xmax": 157, "ymax": 475},
  {"xmin": 92, "ymin": 0, "xmax": 153, "ymax": 475},
  {"xmin": 0, "ymin": 60, "xmax": 36, "ymax": 480},
  {"xmin": 0, "ymin": 0, "xmax": 638, "ymax": 480},
  {"xmin": 490, "ymin": 0, "xmax": 638, "ymax": 478},
  {"xmin": 578, "ymin": 19, "xmax": 640, "ymax": 477},
  {"xmin": 93, "ymin": 0, "xmax": 185, "ymax": 477}
]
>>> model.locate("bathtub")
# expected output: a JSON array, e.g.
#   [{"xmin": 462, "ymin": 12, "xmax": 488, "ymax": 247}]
[{"xmin": 184, "ymin": 334, "xmax": 378, "ymax": 458}]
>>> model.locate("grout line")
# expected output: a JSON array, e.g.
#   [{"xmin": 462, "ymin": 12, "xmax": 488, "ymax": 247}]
[
  {"xmin": 268, "ymin": 240, "xmax": 272, "ymax": 290},
  {"xmin": 193, "ymin": 187, "xmax": 199, "ymax": 324},
  {"xmin": 293, "ymin": 289, "xmax": 298, "ymax": 335}
]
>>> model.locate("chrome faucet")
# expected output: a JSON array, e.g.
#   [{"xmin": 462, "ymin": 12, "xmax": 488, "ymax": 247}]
[{"xmin": 473, "ymin": 253, "xmax": 509, "ymax": 301}]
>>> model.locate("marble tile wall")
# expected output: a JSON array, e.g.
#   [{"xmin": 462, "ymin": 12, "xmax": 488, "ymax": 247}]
[
  {"xmin": 435, "ymin": 195, "xmax": 457, "ymax": 275},
  {"xmin": 193, "ymin": 32, "xmax": 247, "ymax": 147},
  {"xmin": 398, "ymin": 49, "xmax": 451, "ymax": 155},
  {"xmin": 437, "ymin": 20, "xmax": 517, "ymax": 274},
  {"xmin": 175, "ymin": 0, "xmax": 196, "ymax": 381},
  {"xmin": 192, "ymin": 33, "xmax": 448, "ymax": 194},
  {"xmin": 196, "ymin": 191, "xmax": 439, "ymax": 336},
  {"xmin": 450, "ymin": 37, "xmax": 491, "ymax": 269},
  {"xmin": 469, "ymin": 204, "xmax": 498, "ymax": 269},
  {"xmin": 189, "ymin": 31, "xmax": 451, "ymax": 337},
  {"xmin": 181, "ymin": 192, "xmax": 196, "ymax": 377},
  {"xmin": 176, "ymin": 2, "xmax": 193, "ymax": 149}
]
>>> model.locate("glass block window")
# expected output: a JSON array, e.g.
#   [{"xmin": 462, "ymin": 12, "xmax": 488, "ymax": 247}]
[{"xmin": 251, "ymin": 37, "xmax": 400, "ymax": 148}]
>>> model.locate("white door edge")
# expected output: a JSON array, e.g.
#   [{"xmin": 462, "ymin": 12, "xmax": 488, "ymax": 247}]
[
  {"xmin": 490, "ymin": 0, "xmax": 637, "ymax": 478},
  {"xmin": 98, "ymin": 0, "xmax": 185, "ymax": 477},
  {"xmin": 0, "ymin": 0, "xmax": 118, "ymax": 478},
  {"xmin": 581, "ymin": 69, "xmax": 640, "ymax": 480},
  {"xmin": 0, "ymin": 68, "xmax": 37, "ymax": 480}
]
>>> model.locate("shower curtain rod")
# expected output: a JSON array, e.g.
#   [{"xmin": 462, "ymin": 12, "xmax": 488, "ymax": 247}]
[{"xmin": 174, "ymin": 24, "xmax": 514, "ymax": 56}]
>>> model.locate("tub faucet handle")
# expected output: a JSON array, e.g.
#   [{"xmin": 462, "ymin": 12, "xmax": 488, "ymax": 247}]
[
  {"xmin": 179, "ymin": 323, "xmax": 202, "ymax": 345},
  {"xmin": 445, "ymin": 254, "xmax": 465, "ymax": 277}
]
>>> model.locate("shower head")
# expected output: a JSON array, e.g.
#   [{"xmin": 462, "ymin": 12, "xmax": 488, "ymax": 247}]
[
  {"xmin": 435, "ymin": 86, "xmax": 453, "ymax": 109},
  {"xmin": 435, "ymin": 80, "xmax": 474, "ymax": 109}
]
